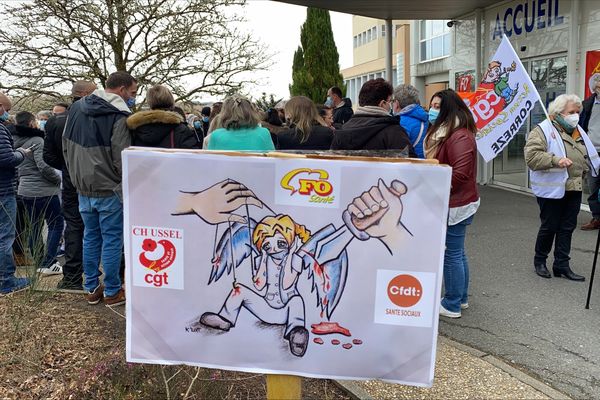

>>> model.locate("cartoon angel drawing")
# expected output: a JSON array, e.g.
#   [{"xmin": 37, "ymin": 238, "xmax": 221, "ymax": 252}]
[{"xmin": 173, "ymin": 178, "xmax": 410, "ymax": 357}]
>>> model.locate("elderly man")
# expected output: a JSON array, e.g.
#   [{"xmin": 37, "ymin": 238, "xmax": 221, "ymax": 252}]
[
  {"xmin": 392, "ymin": 84, "xmax": 429, "ymax": 159},
  {"xmin": 580, "ymin": 74, "xmax": 600, "ymax": 230},
  {"xmin": 0, "ymin": 92, "xmax": 32, "ymax": 294}
]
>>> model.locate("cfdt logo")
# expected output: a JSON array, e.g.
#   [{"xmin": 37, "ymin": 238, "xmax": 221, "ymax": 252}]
[
  {"xmin": 374, "ymin": 270, "xmax": 435, "ymax": 328},
  {"xmin": 280, "ymin": 168, "xmax": 334, "ymax": 204},
  {"xmin": 132, "ymin": 226, "xmax": 184, "ymax": 290},
  {"xmin": 387, "ymin": 274, "xmax": 423, "ymax": 308}
]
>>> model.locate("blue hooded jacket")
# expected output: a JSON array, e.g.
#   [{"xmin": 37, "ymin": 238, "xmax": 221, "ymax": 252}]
[{"xmin": 399, "ymin": 104, "xmax": 429, "ymax": 158}]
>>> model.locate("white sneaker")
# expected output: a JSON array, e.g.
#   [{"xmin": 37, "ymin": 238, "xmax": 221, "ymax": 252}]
[
  {"xmin": 461, "ymin": 302, "xmax": 469, "ymax": 309},
  {"xmin": 439, "ymin": 304, "xmax": 461, "ymax": 318},
  {"xmin": 37, "ymin": 262, "xmax": 63, "ymax": 276}
]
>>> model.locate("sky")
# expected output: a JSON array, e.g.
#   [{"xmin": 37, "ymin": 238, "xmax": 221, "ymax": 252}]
[{"xmin": 232, "ymin": 1, "xmax": 353, "ymax": 101}]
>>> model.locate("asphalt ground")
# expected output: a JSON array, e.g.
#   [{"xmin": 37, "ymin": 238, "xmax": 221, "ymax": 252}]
[{"xmin": 439, "ymin": 185, "xmax": 600, "ymax": 399}]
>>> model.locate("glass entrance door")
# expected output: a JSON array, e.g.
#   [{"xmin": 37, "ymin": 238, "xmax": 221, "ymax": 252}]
[{"xmin": 492, "ymin": 55, "xmax": 567, "ymax": 189}]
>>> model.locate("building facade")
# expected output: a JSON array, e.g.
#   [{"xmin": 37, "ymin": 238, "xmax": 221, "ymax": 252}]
[
  {"xmin": 341, "ymin": 16, "xmax": 411, "ymax": 106},
  {"xmin": 409, "ymin": 0, "xmax": 600, "ymax": 202}
]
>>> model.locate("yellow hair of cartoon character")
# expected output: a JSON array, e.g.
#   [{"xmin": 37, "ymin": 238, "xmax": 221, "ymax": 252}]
[{"xmin": 253, "ymin": 214, "xmax": 311, "ymax": 250}]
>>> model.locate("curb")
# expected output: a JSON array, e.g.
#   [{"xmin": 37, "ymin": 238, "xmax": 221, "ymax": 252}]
[
  {"xmin": 333, "ymin": 335, "xmax": 570, "ymax": 400},
  {"xmin": 441, "ymin": 336, "xmax": 569, "ymax": 400}
]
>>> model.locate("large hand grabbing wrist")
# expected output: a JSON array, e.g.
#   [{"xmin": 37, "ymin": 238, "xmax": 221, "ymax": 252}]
[{"xmin": 342, "ymin": 210, "xmax": 370, "ymax": 241}]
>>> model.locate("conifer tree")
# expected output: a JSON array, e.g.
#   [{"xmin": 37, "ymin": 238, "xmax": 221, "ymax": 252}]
[{"xmin": 289, "ymin": 8, "xmax": 345, "ymax": 103}]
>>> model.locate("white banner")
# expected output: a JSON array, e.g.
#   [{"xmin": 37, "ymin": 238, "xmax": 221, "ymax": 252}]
[
  {"xmin": 464, "ymin": 35, "xmax": 542, "ymax": 162},
  {"xmin": 124, "ymin": 149, "xmax": 451, "ymax": 387}
]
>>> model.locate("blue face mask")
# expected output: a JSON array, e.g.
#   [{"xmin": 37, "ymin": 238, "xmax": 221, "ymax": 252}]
[
  {"xmin": 324, "ymin": 96, "xmax": 333, "ymax": 107},
  {"xmin": 0, "ymin": 111, "xmax": 9, "ymax": 121},
  {"xmin": 193, "ymin": 121, "xmax": 202, "ymax": 129},
  {"xmin": 126, "ymin": 97, "xmax": 136, "ymax": 108},
  {"xmin": 38, "ymin": 120, "xmax": 47, "ymax": 131},
  {"xmin": 428, "ymin": 108, "xmax": 440, "ymax": 124},
  {"xmin": 202, "ymin": 116, "xmax": 209, "ymax": 123}
]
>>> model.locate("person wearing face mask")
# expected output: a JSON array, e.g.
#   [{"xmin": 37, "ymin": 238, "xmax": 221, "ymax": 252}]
[
  {"xmin": 392, "ymin": 84, "xmax": 429, "ymax": 158},
  {"xmin": 200, "ymin": 106, "xmax": 211, "ymax": 137},
  {"xmin": 579, "ymin": 73, "xmax": 600, "ymax": 230},
  {"xmin": 326, "ymin": 86, "xmax": 353, "ymax": 126},
  {"xmin": 525, "ymin": 94, "xmax": 600, "ymax": 281},
  {"xmin": 331, "ymin": 78, "xmax": 416, "ymax": 156},
  {"xmin": 428, "ymin": 94, "xmax": 442, "ymax": 125},
  {"xmin": 36, "ymin": 110, "xmax": 52, "ymax": 132},
  {"xmin": 0, "ymin": 91, "xmax": 34, "ymax": 294},
  {"xmin": 63, "ymin": 71, "xmax": 138, "ymax": 306}
]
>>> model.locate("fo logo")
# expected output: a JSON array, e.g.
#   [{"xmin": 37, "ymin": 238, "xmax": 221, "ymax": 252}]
[
  {"xmin": 280, "ymin": 168, "xmax": 334, "ymax": 204},
  {"xmin": 387, "ymin": 274, "xmax": 422, "ymax": 308}
]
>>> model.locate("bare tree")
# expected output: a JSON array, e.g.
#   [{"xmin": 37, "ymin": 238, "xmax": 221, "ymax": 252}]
[{"xmin": 0, "ymin": 0, "xmax": 270, "ymax": 103}]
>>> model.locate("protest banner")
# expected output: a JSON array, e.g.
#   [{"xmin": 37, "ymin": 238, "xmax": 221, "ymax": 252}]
[
  {"xmin": 124, "ymin": 149, "xmax": 451, "ymax": 387},
  {"xmin": 585, "ymin": 50, "xmax": 600, "ymax": 98},
  {"xmin": 463, "ymin": 35, "xmax": 542, "ymax": 162}
]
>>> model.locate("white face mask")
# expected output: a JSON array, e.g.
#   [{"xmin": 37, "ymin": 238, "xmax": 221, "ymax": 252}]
[{"xmin": 563, "ymin": 113, "xmax": 579, "ymax": 128}]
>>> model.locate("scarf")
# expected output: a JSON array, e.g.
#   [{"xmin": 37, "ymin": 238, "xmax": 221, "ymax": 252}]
[
  {"xmin": 425, "ymin": 116, "xmax": 462, "ymax": 159},
  {"xmin": 354, "ymin": 106, "xmax": 392, "ymax": 117}
]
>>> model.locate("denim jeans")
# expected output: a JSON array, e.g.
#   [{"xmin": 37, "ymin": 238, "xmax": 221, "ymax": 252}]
[
  {"xmin": 441, "ymin": 215, "xmax": 474, "ymax": 313},
  {"xmin": 0, "ymin": 194, "xmax": 17, "ymax": 288},
  {"xmin": 79, "ymin": 194, "xmax": 123, "ymax": 297},
  {"xmin": 22, "ymin": 195, "xmax": 64, "ymax": 269}
]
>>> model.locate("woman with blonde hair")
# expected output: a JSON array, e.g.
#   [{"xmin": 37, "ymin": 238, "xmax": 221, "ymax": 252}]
[
  {"xmin": 276, "ymin": 96, "xmax": 333, "ymax": 150},
  {"xmin": 525, "ymin": 93, "xmax": 600, "ymax": 281},
  {"xmin": 127, "ymin": 84, "xmax": 199, "ymax": 148},
  {"xmin": 206, "ymin": 95, "xmax": 274, "ymax": 151}
]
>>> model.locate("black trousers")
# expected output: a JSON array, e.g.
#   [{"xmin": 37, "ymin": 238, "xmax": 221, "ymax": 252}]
[
  {"xmin": 534, "ymin": 191, "xmax": 582, "ymax": 268},
  {"xmin": 62, "ymin": 187, "xmax": 84, "ymax": 284}
]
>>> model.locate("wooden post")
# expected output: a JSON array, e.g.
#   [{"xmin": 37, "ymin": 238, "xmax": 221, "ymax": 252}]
[{"xmin": 266, "ymin": 374, "xmax": 301, "ymax": 400}]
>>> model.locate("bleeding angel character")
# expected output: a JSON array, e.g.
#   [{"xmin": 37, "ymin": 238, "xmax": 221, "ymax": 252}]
[{"xmin": 173, "ymin": 178, "xmax": 410, "ymax": 357}]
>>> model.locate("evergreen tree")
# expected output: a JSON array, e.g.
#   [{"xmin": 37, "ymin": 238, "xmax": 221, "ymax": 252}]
[{"xmin": 289, "ymin": 8, "xmax": 345, "ymax": 103}]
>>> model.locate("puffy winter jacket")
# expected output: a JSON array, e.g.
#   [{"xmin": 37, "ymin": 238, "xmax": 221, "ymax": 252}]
[
  {"xmin": 331, "ymin": 113, "xmax": 417, "ymax": 157},
  {"xmin": 12, "ymin": 125, "xmax": 61, "ymax": 198},
  {"xmin": 127, "ymin": 109, "xmax": 200, "ymax": 149},
  {"xmin": 399, "ymin": 104, "xmax": 429, "ymax": 159},
  {"xmin": 0, "ymin": 123, "xmax": 25, "ymax": 196},
  {"xmin": 63, "ymin": 89, "xmax": 131, "ymax": 198}
]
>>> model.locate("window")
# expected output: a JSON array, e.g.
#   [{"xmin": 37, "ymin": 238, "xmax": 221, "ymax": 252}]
[
  {"xmin": 381, "ymin": 24, "xmax": 386, "ymax": 37},
  {"xmin": 367, "ymin": 29, "xmax": 372, "ymax": 42},
  {"xmin": 419, "ymin": 20, "xmax": 451, "ymax": 62},
  {"xmin": 372, "ymin": 26, "xmax": 377, "ymax": 40},
  {"xmin": 353, "ymin": 36, "xmax": 357, "ymax": 48}
]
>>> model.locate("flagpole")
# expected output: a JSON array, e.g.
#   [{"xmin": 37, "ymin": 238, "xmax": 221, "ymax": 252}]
[{"xmin": 502, "ymin": 34, "xmax": 551, "ymax": 122}]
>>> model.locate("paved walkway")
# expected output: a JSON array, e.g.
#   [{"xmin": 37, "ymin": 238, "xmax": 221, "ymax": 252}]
[{"xmin": 337, "ymin": 336, "xmax": 567, "ymax": 399}]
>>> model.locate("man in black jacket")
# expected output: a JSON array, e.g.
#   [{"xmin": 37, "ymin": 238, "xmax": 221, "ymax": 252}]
[
  {"xmin": 580, "ymin": 74, "xmax": 600, "ymax": 230},
  {"xmin": 0, "ymin": 91, "xmax": 32, "ymax": 294},
  {"xmin": 327, "ymin": 86, "xmax": 354, "ymax": 125},
  {"xmin": 43, "ymin": 80, "xmax": 96, "ymax": 291},
  {"xmin": 331, "ymin": 78, "xmax": 416, "ymax": 157}
]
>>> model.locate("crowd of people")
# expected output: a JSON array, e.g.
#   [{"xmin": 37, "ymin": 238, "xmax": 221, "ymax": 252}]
[{"xmin": 1, "ymin": 69, "xmax": 596, "ymax": 319}]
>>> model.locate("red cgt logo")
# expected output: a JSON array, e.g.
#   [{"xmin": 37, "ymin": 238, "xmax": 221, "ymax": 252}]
[{"xmin": 139, "ymin": 238, "xmax": 176, "ymax": 287}]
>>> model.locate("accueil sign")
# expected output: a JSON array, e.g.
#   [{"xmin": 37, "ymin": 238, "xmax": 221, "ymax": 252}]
[{"xmin": 492, "ymin": 0, "xmax": 565, "ymax": 40}]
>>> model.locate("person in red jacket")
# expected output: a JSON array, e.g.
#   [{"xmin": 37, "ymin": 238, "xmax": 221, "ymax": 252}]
[{"xmin": 425, "ymin": 89, "xmax": 480, "ymax": 319}]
